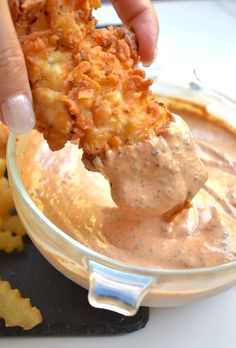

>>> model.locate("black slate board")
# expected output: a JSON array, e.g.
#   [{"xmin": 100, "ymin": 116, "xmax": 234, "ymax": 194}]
[{"xmin": 0, "ymin": 237, "xmax": 149, "ymax": 336}]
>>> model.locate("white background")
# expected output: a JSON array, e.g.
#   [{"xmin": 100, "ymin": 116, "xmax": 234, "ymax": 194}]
[{"xmin": 2, "ymin": 1, "xmax": 236, "ymax": 347}]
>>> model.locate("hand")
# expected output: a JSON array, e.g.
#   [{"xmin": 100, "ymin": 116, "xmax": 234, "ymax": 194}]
[
  {"xmin": 0, "ymin": 0, "xmax": 158, "ymax": 134},
  {"xmin": 0, "ymin": 0, "xmax": 35, "ymax": 134},
  {"xmin": 111, "ymin": 0, "xmax": 158, "ymax": 66}
]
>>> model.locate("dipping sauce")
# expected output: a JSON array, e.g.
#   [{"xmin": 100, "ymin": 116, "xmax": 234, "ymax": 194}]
[
  {"xmin": 96, "ymin": 114, "xmax": 207, "ymax": 215},
  {"xmin": 20, "ymin": 99, "xmax": 236, "ymax": 269}
]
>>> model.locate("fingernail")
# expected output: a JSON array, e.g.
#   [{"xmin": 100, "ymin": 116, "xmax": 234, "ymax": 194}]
[
  {"xmin": 143, "ymin": 47, "xmax": 158, "ymax": 67},
  {"xmin": 1, "ymin": 94, "xmax": 35, "ymax": 134}
]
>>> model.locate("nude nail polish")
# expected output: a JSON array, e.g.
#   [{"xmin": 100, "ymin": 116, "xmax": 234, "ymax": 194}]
[{"xmin": 1, "ymin": 94, "xmax": 35, "ymax": 134}]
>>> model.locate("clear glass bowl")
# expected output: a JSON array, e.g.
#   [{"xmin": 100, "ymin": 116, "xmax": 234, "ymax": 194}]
[{"xmin": 7, "ymin": 65, "xmax": 236, "ymax": 316}]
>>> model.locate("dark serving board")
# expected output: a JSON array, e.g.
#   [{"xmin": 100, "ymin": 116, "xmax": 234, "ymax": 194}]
[{"xmin": 0, "ymin": 237, "xmax": 149, "ymax": 336}]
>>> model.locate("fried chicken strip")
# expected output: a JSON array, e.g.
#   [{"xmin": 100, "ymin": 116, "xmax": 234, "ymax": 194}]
[
  {"xmin": 11, "ymin": 0, "xmax": 170, "ymax": 155},
  {"xmin": 11, "ymin": 0, "xmax": 208, "ymax": 214}
]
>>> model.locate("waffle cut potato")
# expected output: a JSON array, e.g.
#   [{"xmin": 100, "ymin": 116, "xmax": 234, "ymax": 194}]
[
  {"xmin": 0, "ymin": 123, "xmax": 25, "ymax": 254},
  {"xmin": 0, "ymin": 280, "xmax": 42, "ymax": 330},
  {"xmin": 0, "ymin": 156, "xmax": 25, "ymax": 254},
  {"xmin": 0, "ymin": 122, "xmax": 42, "ymax": 330},
  {"xmin": 0, "ymin": 123, "xmax": 9, "ymax": 158},
  {"xmin": 11, "ymin": 0, "xmax": 171, "ymax": 159}
]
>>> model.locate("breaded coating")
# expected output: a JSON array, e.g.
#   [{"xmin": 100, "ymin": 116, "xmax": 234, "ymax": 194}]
[{"xmin": 11, "ymin": 0, "xmax": 171, "ymax": 157}]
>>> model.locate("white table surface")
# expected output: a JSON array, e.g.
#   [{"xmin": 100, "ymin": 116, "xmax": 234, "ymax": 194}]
[{"xmin": 2, "ymin": 1, "xmax": 236, "ymax": 347}]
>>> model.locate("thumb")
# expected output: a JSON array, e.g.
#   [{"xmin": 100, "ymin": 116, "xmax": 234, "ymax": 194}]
[{"xmin": 0, "ymin": 0, "xmax": 35, "ymax": 134}]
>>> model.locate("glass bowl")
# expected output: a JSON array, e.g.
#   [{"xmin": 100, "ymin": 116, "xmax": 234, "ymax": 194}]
[{"xmin": 7, "ymin": 65, "xmax": 236, "ymax": 316}]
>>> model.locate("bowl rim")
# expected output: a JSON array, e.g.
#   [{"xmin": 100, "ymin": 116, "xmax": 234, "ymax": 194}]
[{"xmin": 7, "ymin": 131, "xmax": 236, "ymax": 277}]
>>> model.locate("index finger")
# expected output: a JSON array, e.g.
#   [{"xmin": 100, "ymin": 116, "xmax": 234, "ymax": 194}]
[{"xmin": 111, "ymin": 0, "xmax": 158, "ymax": 66}]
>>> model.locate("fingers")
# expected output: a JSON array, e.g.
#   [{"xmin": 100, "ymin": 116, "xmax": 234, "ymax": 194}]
[
  {"xmin": 0, "ymin": 0, "xmax": 35, "ymax": 134},
  {"xmin": 111, "ymin": 0, "xmax": 158, "ymax": 66}
]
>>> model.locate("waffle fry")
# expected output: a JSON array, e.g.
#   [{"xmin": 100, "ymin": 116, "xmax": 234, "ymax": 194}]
[
  {"xmin": 0, "ymin": 123, "xmax": 42, "ymax": 330},
  {"xmin": 0, "ymin": 280, "xmax": 42, "ymax": 330},
  {"xmin": 0, "ymin": 149, "xmax": 24, "ymax": 252},
  {"xmin": 0, "ymin": 124, "xmax": 8, "ymax": 158},
  {"xmin": 2, "ymin": 215, "xmax": 26, "ymax": 237},
  {"xmin": 0, "ymin": 158, "xmax": 6, "ymax": 177},
  {"xmin": 0, "ymin": 175, "xmax": 8, "ymax": 189},
  {"xmin": 0, "ymin": 230, "xmax": 24, "ymax": 253},
  {"xmin": 0, "ymin": 186, "xmax": 15, "ymax": 217}
]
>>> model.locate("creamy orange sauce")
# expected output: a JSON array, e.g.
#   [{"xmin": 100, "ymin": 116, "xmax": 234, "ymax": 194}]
[
  {"xmin": 20, "ymin": 104, "xmax": 236, "ymax": 269},
  {"xmin": 99, "ymin": 114, "xmax": 207, "ymax": 215}
]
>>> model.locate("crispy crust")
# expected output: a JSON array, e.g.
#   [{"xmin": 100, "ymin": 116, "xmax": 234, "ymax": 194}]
[{"xmin": 11, "ymin": 0, "xmax": 171, "ymax": 156}]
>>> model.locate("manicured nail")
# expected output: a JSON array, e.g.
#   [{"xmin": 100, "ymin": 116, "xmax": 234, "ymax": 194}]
[{"xmin": 1, "ymin": 94, "xmax": 35, "ymax": 134}]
